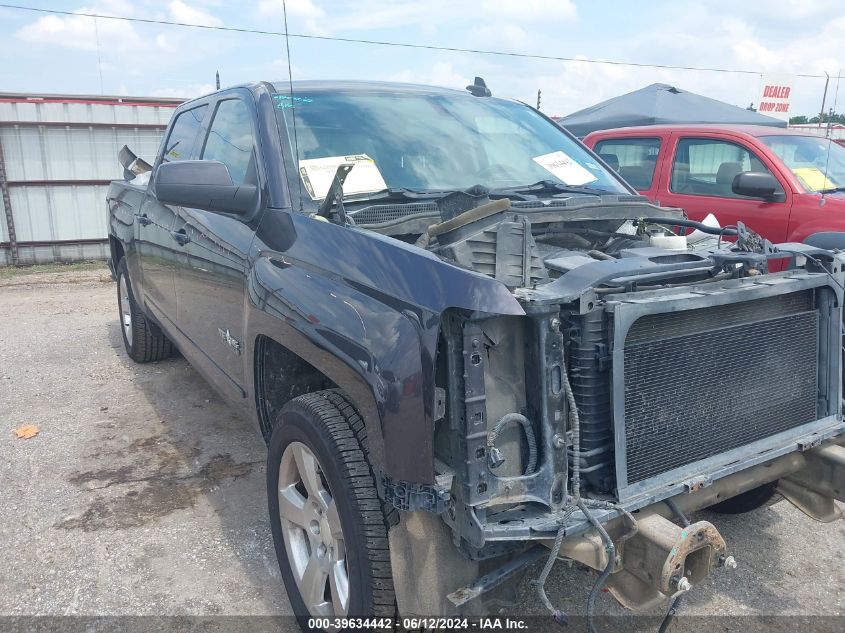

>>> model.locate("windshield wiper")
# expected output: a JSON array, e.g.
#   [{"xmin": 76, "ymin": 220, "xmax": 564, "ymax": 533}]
[
  {"xmin": 489, "ymin": 179, "xmax": 616, "ymax": 198},
  {"xmin": 820, "ymin": 186, "xmax": 845, "ymax": 194},
  {"xmin": 345, "ymin": 187, "xmax": 457, "ymax": 204},
  {"xmin": 317, "ymin": 167, "xmax": 456, "ymax": 223}
]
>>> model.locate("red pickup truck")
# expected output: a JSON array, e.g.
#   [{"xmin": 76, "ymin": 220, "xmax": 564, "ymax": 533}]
[{"xmin": 583, "ymin": 125, "xmax": 845, "ymax": 248}]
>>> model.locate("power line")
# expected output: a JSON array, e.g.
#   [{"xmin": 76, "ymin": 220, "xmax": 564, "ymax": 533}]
[{"xmin": 0, "ymin": 2, "xmax": 831, "ymax": 79}]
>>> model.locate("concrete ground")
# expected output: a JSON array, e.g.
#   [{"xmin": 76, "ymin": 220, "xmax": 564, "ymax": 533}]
[{"xmin": 1, "ymin": 265, "xmax": 843, "ymax": 632}]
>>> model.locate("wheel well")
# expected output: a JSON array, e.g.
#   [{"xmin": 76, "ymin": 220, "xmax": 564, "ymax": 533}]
[
  {"xmin": 110, "ymin": 235, "xmax": 125, "ymax": 265},
  {"xmin": 254, "ymin": 335, "xmax": 336, "ymax": 439}
]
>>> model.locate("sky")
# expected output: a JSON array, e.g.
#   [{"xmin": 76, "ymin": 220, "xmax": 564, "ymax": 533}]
[{"xmin": 0, "ymin": 0, "xmax": 843, "ymax": 118}]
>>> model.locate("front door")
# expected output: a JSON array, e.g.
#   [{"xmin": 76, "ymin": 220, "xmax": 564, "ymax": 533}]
[
  {"xmin": 659, "ymin": 134, "xmax": 792, "ymax": 243},
  {"xmin": 173, "ymin": 94, "xmax": 261, "ymax": 396},
  {"xmin": 137, "ymin": 103, "xmax": 208, "ymax": 325}
]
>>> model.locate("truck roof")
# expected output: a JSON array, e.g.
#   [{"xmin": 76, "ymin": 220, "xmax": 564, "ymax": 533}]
[
  {"xmin": 269, "ymin": 79, "xmax": 471, "ymax": 97},
  {"xmin": 584, "ymin": 123, "xmax": 814, "ymax": 138},
  {"xmin": 175, "ymin": 80, "xmax": 504, "ymax": 110}
]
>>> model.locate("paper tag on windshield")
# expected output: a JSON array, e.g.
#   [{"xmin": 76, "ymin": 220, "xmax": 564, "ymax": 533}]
[
  {"xmin": 533, "ymin": 151, "xmax": 598, "ymax": 186},
  {"xmin": 298, "ymin": 154, "xmax": 387, "ymax": 200}
]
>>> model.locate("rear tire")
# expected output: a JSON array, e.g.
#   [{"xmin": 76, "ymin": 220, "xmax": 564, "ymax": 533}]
[
  {"xmin": 267, "ymin": 390, "xmax": 397, "ymax": 630},
  {"xmin": 708, "ymin": 481, "xmax": 778, "ymax": 514},
  {"xmin": 116, "ymin": 258, "xmax": 173, "ymax": 363}
]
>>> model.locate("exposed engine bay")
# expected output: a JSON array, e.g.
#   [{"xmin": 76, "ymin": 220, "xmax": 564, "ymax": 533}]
[
  {"xmin": 352, "ymin": 189, "xmax": 730, "ymax": 291},
  {"xmin": 351, "ymin": 191, "xmax": 845, "ymax": 625}
]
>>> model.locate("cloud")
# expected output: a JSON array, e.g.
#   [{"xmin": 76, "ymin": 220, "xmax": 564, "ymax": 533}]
[
  {"xmin": 256, "ymin": 0, "xmax": 326, "ymax": 34},
  {"xmin": 386, "ymin": 61, "xmax": 466, "ymax": 89},
  {"xmin": 14, "ymin": 1, "xmax": 221, "ymax": 54},
  {"xmin": 483, "ymin": 0, "xmax": 576, "ymax": 22},
  {"xmin": 269, "ymin": 0, "xmax": 577, "ymax": 34},
  {"xmin": 150, "ymin": 82, "xmax": 215, "ymax": 98},
  {"xmin": 732, "ymin": 39, "xmax": 783, "ymax": 71},
  {"xmin": 518, "ymin": 6, "xmax": 841, "ymax": 118},
  {"xmin": 4, "ymin": 0, "xmax": 840, "ymax": 118},
  {"xmin": 266, "ymin": 57, "xmax": 307, "ymax": 81},
  {"xmin": 155, "ymin": 33, "xmax": 172, "ymax": 50},
  {"xmin": 468, "ymin": 23, "xmax": 531, "ymax": 52},
  {"xmin": 168, "ymin": 1, "xmax": 222, "ymax": 27},
  {"xmin": 258, "ymin": 0, "xmax": 326, "ymax": 20},
  {"xmin": 16, "ymin": 5, "xmax": 141, "ymax": 52},
  {"xmin": 258, "ymin": 0, "xmax": 325, "ymax": 18},
  {"xmin": 13, "ymin": 1, "xmax": 235, "ymax": 95},
  {"xmin": 722, "ymin": 0, "xmax": 842, "ymax": 25},
  {"xmin": 324, "ymin": 2, "xmax": 430, "ymax": 31}
]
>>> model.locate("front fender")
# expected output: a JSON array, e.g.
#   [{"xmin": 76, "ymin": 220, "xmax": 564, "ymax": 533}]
[
  {"xmin": 245, "ymin": 209, "xmax": 524, "ymax": 484},
  {"xmin": 788, "ymin": 194, "xmax": 845, "ymax": 246}
]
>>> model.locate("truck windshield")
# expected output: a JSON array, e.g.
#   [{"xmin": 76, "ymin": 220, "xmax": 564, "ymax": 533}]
[
  {"xmin": 272, "ymin": 87, "xmax": 629, "ymax": 202},
  {"xmin": 760, "ymin": 135, "xmax": 845, "ymax": 193}
]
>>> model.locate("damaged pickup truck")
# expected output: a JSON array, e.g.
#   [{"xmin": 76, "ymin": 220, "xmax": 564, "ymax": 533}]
[{"xmin": 107, "ymin": 79, "xmax": 845, "ymax": 630}]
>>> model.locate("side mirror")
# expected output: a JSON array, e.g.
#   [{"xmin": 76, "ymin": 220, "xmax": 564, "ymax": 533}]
[
  {"xmin": 156, "ymin": 160, "xmax": 257, "ymax": 215},
  {"xmin": 732, "ymin": 171, "xmax": 780, "ymax": 201}
]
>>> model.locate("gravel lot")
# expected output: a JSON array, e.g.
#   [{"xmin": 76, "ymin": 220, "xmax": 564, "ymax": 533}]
[{"xmin": 1, "ymin": 265, "xmax": 844, "ymax": 632}]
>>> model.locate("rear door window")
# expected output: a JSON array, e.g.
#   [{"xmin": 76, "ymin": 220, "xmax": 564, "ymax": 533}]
[
  {"xmin": 201, "ymin": 98, "xmax": 256, "ymax": 185},
  {"xmin": 161, "ymin": 104, "xmax": 207, "ymax": 163},
  {"xmin": 670, "ymin": 138, "xmax": 781, "ymax": 198},
  {"xmin": 593, "ymin": 137, "xmax": 661, "ymax": 189}
]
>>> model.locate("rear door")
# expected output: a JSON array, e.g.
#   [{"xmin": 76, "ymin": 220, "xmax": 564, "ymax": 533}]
[
  {"xmin": 137, "ymin": 103, "xmax": 208, "ymax": 324},
  {"xmin": 172, "ymin": 92, "xmax": 262, "ymax": 398},
  {"xmin": 592, "ymin": 135, "xmax": 665, "ymax": 200},
  {"xmin": 659, "ymin": 133, "xmax": 792, "ymax": 242}
]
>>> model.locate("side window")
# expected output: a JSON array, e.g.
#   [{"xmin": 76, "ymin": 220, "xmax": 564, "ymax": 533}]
[
  {"xmin": 593, "ymin": 137, "xmax": 661, "ymax": 190},
  {"xmin": 202, "ymin": 99, "xmax": 256, "ymax": 185},
  {"xmin": 161, "ymin": 105, "xmax": 207, "ymax": 163},
  {"xmin": 671, "ymin": 138, "xmax": 779, "ymax": 199}
]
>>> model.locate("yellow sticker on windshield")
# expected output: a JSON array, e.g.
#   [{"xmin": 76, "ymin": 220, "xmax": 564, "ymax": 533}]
[{"xmin": 793, "ymin": 167, "xmax": 836, "ymax": 192}]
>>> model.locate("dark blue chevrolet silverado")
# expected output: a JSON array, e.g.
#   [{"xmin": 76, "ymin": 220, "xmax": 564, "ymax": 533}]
[{"xmin": 107, "ymin": 79, "xmax": 845, "ymax": 630}]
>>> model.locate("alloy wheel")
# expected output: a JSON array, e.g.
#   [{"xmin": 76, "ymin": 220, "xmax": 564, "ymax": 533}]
[
  {"xmin": 277, "ymin": 441, "xmax": 350, "ymax": 617},
  {"xmin": 118, "ymin": 274, "xmax": 133, "ymax": 347}
]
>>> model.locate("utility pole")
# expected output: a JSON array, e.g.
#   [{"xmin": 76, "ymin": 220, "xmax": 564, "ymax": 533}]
[
  {"xmin": 818, "ymin": 72, "xmax": 830, "ymax": 129},
  {"xmin": 828, "ymin": 70, "xmax": 842, "ymax": 138},
  {"xmin": 536, "ymin": 89, "xmax": 541, "ymax": 111},
  {"xmin": 216, "ymin": 70, "xmax": 221, "ymax": 90}
]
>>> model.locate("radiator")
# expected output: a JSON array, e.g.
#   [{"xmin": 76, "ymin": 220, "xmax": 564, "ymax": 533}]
[{"xmin": 621, "ymin": 291, "xmax": 819, "ymax": 486}]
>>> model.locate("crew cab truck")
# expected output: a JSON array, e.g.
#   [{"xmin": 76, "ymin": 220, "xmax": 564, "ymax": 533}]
[
  {"xmin": 108, "ymin": 81, "xmax": 845, "ymax": 630},
  {"xmin": 583, "ymin": 124, "xmax": 845, "ymax": 249}
]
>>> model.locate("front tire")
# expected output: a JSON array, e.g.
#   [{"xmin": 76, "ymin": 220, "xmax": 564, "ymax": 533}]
[
  {"xmin": 267, "ymin": 390, "xmax": 397, "ymax": 628},
  {"xmin": 116, "ymin": 258, "xmax": 173, "ymax": 363}
]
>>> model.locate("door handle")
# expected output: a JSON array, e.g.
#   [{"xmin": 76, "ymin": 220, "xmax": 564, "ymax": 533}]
[
  {"xmin": 135, "ymin": 213, "xmax": 152, "ymax": 226},
  {"xmin": 169, "ymin": 228, "xmax": 191, "ymax": 246}
]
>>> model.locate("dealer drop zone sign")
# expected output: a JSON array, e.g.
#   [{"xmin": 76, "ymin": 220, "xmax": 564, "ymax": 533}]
[{"xmin": 757, "ymin": 73, "xmax": 793, "ymax": 122}]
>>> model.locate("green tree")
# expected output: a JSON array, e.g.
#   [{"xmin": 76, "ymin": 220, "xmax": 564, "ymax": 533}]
[{"xmin": 790, "ymin": 111, "xmax": 844, "ymax": 125}]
